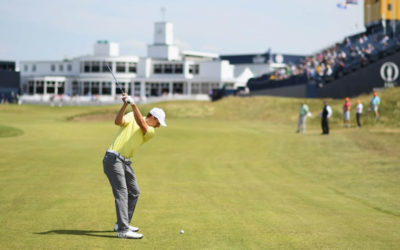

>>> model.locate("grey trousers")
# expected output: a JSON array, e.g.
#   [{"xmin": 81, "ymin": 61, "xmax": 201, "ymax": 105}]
[{"xmin": 103, "ymin": 152, "xmax": 140, "ymax": 232}]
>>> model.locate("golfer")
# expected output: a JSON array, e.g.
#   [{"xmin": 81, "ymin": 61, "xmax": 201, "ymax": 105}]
[{"xmin": 103, "ymin": 93, "xmax": 166, "ymax": 239}]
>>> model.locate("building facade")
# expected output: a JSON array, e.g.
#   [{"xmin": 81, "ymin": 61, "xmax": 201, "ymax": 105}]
[{"xmin": 20, "ymin": 21, "xmax": 250, "ymax": 103}]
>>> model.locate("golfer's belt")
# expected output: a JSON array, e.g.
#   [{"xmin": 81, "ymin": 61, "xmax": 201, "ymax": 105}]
[{"xmin": 106, "ymin": 150, "xmax": 132, "ymax": 164}]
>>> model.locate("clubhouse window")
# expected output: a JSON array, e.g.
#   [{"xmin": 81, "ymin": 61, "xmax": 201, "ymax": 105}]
[
  {"xmin": 36, "ymin": 81, "xmax": 44, "ymax": 93},
  {"xmin": 84, "ymin": 62, "xmax": 90, "ymax": 72},
  {"xmin": 24, "ymin": 65, "xmax": 28, "ymax": 72},
  {"xmin": 51, "ymin": 65, "xmax": 55, "ymax": 72},
  {"xmin": 116, "ymin": 82, "xmax": 126, "ymax": 94},
  {"xmin": 128, "ymin": 62, "xmax": 137, "ymax": 73},
  {"xmin": 67, "ymin": 64, "xmax": 72, "ymax": 71},
  {"xmin": 102, "ymin": 82, "xmax": 111, "ymax": 95},
  {"xmin": 154, "ymin": 64, "xmax": 162, "ymax": 74},
  {"xmin": 72, "ymin": 81, "xmax": 80, "ymax": 95},
  {"xmin": 191, "ymin": 83, "xmax": 200, "ymax": 94},
  {"xmin": 84, "ymin": 82, "xmax": 91, "ymax": 95},
  {"xmin": 59, "ymin": 64, "xmax": 64, "ymax": 72},
  {"xmin": 92, "ymin": 82, "xmax": 100, "ymax": 95},
  {"xmin": 116, "ymin": 62, "xmax": 126, "ymax": 73},
  {"xmin": 32, "ymin": 65, "xmax": 36, "ymax": 72},
  {"xmin": 174, "ymin": 64, "xmax": 183, "ymax": 74},
  {"xmin": 91, "ymin": 61, "xmax": 100, "ymax": 72},
  {"xmin": 164, "ymin": 64, "xmax": 173, "ymax": 74},
  {"xmin": 102, "ymin": 61, "xmax": 112, "ymax": 72},
  {"xmin": 46, "ymin": 81, "xmax": 56, "ymax": 94},
  {"xmin": 189, "ymin": 64, "xmax": 199, "ymax": 74},
  {"xmin": 57, "ymin": 82, "xmax": 65, "ymax": 94},
  {"xmin": 28, "ymin": 81, "xmax": 34, "ymax": 94},
  {"xmin": 134, "ymin": 82, "xmax": 140, "ymax": 96}
]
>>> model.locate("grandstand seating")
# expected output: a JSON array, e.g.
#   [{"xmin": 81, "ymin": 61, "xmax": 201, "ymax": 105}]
[{"xmin": 247, "ymin": 25, "xmax": 400, "ymax": 92}]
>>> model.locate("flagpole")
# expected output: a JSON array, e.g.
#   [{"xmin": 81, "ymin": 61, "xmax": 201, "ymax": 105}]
[{"xmin": 382, "ymin": 0, "xmax": 386, "ymax": 36}]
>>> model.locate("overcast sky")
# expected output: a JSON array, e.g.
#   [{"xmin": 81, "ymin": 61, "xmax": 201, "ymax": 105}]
[{"xmin": 0, "ymin": 0, "xmax": 365, "ymax": 62}]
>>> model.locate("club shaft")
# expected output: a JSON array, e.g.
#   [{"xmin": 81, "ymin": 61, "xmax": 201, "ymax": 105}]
[{"xmin": 106, "ymin": 64, "xmax": 124, "ymax": 93}]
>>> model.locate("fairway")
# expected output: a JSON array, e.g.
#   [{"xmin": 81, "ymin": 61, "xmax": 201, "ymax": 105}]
[{"xmin": 1, "ymin": 89, "xmax": 400, "ymax": 249}]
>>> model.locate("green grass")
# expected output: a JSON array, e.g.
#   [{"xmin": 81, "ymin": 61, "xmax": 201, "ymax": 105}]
[
  {"xmin": 0, "ymin": 88, "xmax": 399, "ymax": 249},
  {"xmin": 0, "ymin": 125, "xmax": 24, "ymax": 138}
]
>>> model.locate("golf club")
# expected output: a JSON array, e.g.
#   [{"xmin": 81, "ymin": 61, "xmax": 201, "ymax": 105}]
[{"xmin": 106, "ymin": 64, "xmax": 132, "ymax": 104}]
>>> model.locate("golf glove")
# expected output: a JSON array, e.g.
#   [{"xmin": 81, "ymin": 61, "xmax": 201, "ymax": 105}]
[{"xmin": 125, "ymin": 96, "xmax": 134, "ymax": 104}]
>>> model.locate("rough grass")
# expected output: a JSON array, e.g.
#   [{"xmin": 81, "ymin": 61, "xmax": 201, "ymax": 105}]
[{"xmin": 0, "ymin": 87, "xmax": 399, "ymax": 249}]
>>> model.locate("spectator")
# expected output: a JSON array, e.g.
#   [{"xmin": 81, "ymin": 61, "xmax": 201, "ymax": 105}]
[
  {"xmin": 355, "ymin": 99, "xmax": 363, "ymax": 128},
  {"xmin": 380, "ymin": 35, "xmax": 389, "ymax": 47},
  {"xmin": 296, "ymin": 102, "xmax": 310, "ymax": 133},
  {"xmin": 370, "ymin": 91, "xmax": 381, "ymax": 120},
  {"xmin": 343, "ymin": 97, "xmax": 351, "ymax": 127},
  {"xmin": 319, "ymin": 100, "xmax": 332, "ymax": 135}
]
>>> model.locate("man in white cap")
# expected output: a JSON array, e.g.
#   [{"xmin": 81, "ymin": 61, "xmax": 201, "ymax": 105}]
[{"xmin": 103, "ymin": 93, "xmax": 166, "ymax": 239}]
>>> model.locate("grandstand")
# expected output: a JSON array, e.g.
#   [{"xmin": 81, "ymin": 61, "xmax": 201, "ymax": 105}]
[{"xmin": 246, "ymin": 0, "xmax": 400, "ymax": 99}]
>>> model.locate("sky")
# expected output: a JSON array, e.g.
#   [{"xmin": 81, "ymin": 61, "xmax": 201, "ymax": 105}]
[{"xmin": 0, "ymin": 0, "xmax": 365, "ymax": 62}]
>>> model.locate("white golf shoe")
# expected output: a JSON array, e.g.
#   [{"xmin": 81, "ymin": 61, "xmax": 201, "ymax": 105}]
[
  {"xmin": 117, "ymin": 231, "xmax": 143, "ymax": 239},
  {"xmin": 114, "ymin": 223, "xmax": 139, "ymax": 232}
]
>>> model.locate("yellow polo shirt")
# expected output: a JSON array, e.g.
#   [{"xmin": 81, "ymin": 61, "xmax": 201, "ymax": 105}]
[{"xmin": 108, "ymin": 112, "xmax": 155, "ymax": 159}]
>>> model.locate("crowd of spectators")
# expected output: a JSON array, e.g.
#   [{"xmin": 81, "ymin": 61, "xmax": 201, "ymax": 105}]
[{"xmin": 269, "ymin": 29, "xmax": 400, "ymax": 85}]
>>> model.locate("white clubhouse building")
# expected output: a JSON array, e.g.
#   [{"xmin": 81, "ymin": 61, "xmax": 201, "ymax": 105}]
[{"xmin": 20, "ymin": 21, "xmax": 264, "ymax": 103}]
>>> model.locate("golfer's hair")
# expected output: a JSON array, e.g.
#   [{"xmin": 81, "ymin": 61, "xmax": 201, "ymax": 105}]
[{"xmin": 146, "ymin": 113, "xmax": 153, "ymax": 118}]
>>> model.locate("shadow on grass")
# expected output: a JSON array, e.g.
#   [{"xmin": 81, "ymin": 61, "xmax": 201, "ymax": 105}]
[{"xmin": 35, "ymin": 229, "xmax": 116, "ymax": 239}]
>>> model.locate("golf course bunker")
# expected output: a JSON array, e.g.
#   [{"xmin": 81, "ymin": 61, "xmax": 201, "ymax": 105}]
[
  {"xmin": 0, "ymin": 125, "xmax": 24, "ymax": 138},
  {"xmin": 71, "ymin": 113, "xmax": 115, "ymax": 122}
]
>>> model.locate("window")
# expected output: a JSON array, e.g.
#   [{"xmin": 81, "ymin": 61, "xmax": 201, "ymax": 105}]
[
  {"xmin": 150, "ymin": 83, "xmax": 160, "ymax": 96},
  {"xmin": 32, "ymin": 65, "xmax": 36, "ymax": 72},
  {"xmin": 24, "ymin": 65, "xmax": 28, "ymax": 72},
  {"xmin": 67, "ymin": 64, "xmax": 72, "ymax": 71},
  {"xmin": 72, "ymin": 81, "xmax": 80, "ymax": 95},
  {"xmin": 28, "ymin": 81, "xmax": 34, "ymax": 94},
  {"xmin": 102, "ymin": 82, "xmax": 111, "ymax": 95},
  {"xmin": 388, "ymin": 3, "xmax": 392, "ymax": 11},
  {"xmin": 102, "ymin": 61, "xmax": 112, "ymax": 72},
  {"xmin": 92, "ymin": 82, "xmax": 100, "ymax": 94},
  {"xmin": 57, "ymin": 82, "xmax": 64, "ymax": 94},
  {"xmin": 161, "ymin": 82, "xmax": 169, "ymax": 95},
  {"xmin": 134, "ymin": 82, "xmax": 141, "ymax": 96},
  {"xmin": 173, "ymin": 82, "xmax": 183, "ymax": 94},
  {"xmin": 59, "ymin": 65, "xmax": 64, "ymax": 72},
  {"xmin": 128, "ymin": 62, "xmax": 137, "ymax": 73},
  {"xmin": 91, "ymin": 61, "xmax": 100, "ymax": 72},
  {"xmin": 36, "ymin": 81, "xmax": 44, "ymax": 93},
  {"xmin": 189, "ymin": 64, "xmax": 199, "ymax": 74},
  {"xmin": 191, "ymin": 83, "xmax": 200, "ymax": 94},
  {"xmin": 84, "ymin": 62, "xmax": 90, "ymax": 72},
  {"xmin": 116, "ymin": 62, "xmax": 126, "ymax": 73},
  {"xmin": 201, "ymin": 82, "xmax": 210, "ymax": 94},
  {"xmin": 51, "ymin": 65, "xmax": 55, "ymax": 72},
  {"xmin": 174, "ymin": 64, "xmax": 183, "ymax": 74},
  {"xmin": 164, "ymin": 64, "xmax": 172, "ymax": 74},
  {"xmin": 211, "ymin": 82, "xmax": 220, "ymax": 89},
  {"xmin": 84, "ymin": 82, "xmax": 91, "ymax": 95},
  {"xmin": 154, "ymin": 64, "xmax": 162, "ymax": 74},
  {"xmin": 46, "ymin": 81, "xmax": 56, "ymax": 94},
  {"xmin": 116, "ymin": 82, "xmax": 125, "ymax": 94}
]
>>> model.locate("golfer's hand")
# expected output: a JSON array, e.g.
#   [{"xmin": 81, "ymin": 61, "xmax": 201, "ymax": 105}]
[{"xmin": 122, "ymin": 93, "xmax": 134, "ymax": 104}]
